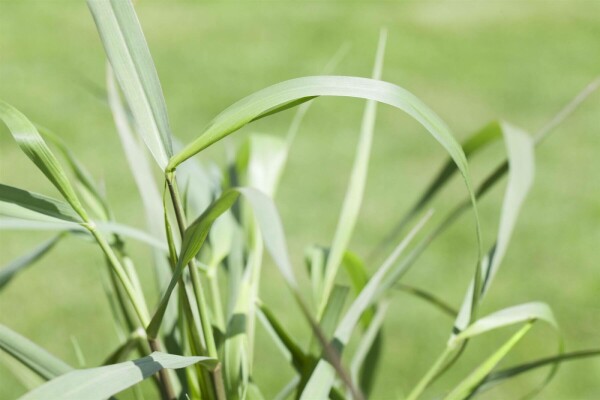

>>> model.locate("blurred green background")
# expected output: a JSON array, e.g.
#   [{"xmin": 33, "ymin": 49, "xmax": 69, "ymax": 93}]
[{"xmin": 1, "ymin": 1, "xmax": 599, "ymax": 399}]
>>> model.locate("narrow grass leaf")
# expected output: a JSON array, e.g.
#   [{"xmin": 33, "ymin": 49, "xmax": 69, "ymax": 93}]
[
  {"xmin": 319, "ymin": 285, "xmax": 350, "ymax": 342},
  {"xmin": 0, "ymin": 234, "xmax": 63, "ymax": 289},
  {"xmin": 106, "ymin": 67, "xmax": 172, "ymax": 293},
  {"xmin": 396, "ymin": 284, "xmax": 457, "ymax": 318},
  {"xmin": 256, "ymin": 302, "xmax": 307, "ymax": 371},
  {"xmin": 147, "ymin": 190, "xmax": 240, "ymax": 338},
  {"xmin": 444, "ymin": 322, "xmax": 534, "ymax": 400},
  {"xmin": 37, "ymin": 126, "xmax": 111, "ymax": 221},
  {"xmin": 452, "ymin": 302, "xmax": 557, "ymax": 344},
  {"xmin": 319, "ymin": 30, "xmax": 387, "ymax": 317},
  {"xmin": 454, "ymin": 123, "xmax": 535, "ymax": 332},
  {"xmin": 88, "ymin": 0, "xmax": 173, "ymax": 169},
  {"xmin": 169, "ymin": 75, "xmax": 473, "ymax": 186},
  {"xmin": 374, "ymin": 121, "xmax": 503, "ymax": 257},
  {"xmin": 481, "ymin": 349, "xmax": 600, "ymax": 393},
  {"xmin": 0, "ymin": 218, "xmax": 79, "ymax": 232},
  {"xmin": 0, "ymin": 352, "xmax": 45, "ymax": 391},
  {"xmin": 106, "ymin": 66, "xmax": 164, "ymax": 241},
  {"xmin": 0, "ymin": 184, "xmax": 81, "ymax": 223},
  {"xmin": 300, "ymin": 210, "xmax": 433, "ymax": 400},
  {"xmin": 0, "ymin": 101, "xmax": 87, "ymax": 219},
  {"xmin": 350, "ymin": 300, "xmax": 388, "ymax": 397},
  {"xmin": 0, "ymin": 324, "xmax": 72, "ymax": 381},
  {"xmin": 342, "ymin": 251, "xmax": 375, "ymax": 327},
  {"xmin": 20, "ymin": 352, "xmax": 216, "ymax": 400}
]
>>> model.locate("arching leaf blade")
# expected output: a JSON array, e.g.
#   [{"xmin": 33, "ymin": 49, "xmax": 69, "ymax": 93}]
[
  {"xmin": 0, "ymin": 101, "xmax": 87, "ymax": 219},
  {"xmin": 19, "ymin": 352, "xmax": 216, "ymax": 400}
]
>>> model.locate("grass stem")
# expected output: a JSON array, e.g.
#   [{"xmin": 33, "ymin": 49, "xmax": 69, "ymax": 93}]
[{"xmin": 166, "ymin": 172, "xmax": 226, "ymax": 400}]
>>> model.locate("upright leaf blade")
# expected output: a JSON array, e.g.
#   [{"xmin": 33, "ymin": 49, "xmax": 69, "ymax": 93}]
[
  {"xmin": 300, "ymin": 211, "xmax": 433, "ymax": 400},
  {"xmin": 319, "ymin": 29, "xmax": 387, "ymax": 317},
  {"xmin": 88, "ymin": 0, "xmax": 173, "ymax": 169}
]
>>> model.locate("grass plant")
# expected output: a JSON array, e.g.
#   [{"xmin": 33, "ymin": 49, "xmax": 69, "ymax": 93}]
[{"xmin": 1, "ymin": 1, "xmax": 598, "ymax": 399}]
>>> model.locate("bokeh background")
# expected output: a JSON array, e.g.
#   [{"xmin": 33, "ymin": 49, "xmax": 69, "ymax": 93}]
[{"xmin": 1, "ymin": 1, "xmax": 599, "ymax": 399}]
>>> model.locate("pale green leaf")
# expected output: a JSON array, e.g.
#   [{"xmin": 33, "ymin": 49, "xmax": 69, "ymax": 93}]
[
  {"xmin": 0, "ymin": 184, "xmax": 81, "ymax": 223},
  {"xmin": 444, "ymin": 322, "xmax": 535, "ymax": 400},
  {"xmin": 451, "ymin": 302, "xmax": 557, "ymax": 344},
  {"xmin": 20, "ymin": 352, "xmax": 216, "ymax": 400},
  {"xmin": 454, "ymin": 123, "xmax": 535, "ymax": 333},
  {"xmin": 0, "ymin": 324, "xmax": 72, "ymax": 381},
  {"xmin": 0, "ymin": 101, "xmax": 87, "ymax": 219},
  {"xmin": 0, "ymin": 234, "xmax": 63, "ymax": 289},
  {"xmin": 88, "ymin": 0, "xmax": 173, "ymax": 169},
  {"xmin": 37, "ymin": 126, "xmax": 111, "ymax": 221},
  {"xmin": 300, "ymin": 210, "xmax": 432, "ymax": 400},
  {"xmin": 319, "ymin": 29, "xmax": 387, "ymax": 317}
]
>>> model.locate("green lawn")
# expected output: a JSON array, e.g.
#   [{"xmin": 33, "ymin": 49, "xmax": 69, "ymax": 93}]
[{"xmin": 1, "ymin": 1, "xmax": 599, "ymax": 399}]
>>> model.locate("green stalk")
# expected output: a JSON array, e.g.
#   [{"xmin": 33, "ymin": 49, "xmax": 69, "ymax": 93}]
[
  {"xmin": 87, "ymin": 225, "xmax": 176, "ymax": 400},
  {"xmin": 87, "ymin": 224, "xmax": 150, "ymax": 327},
  {"xmin": 166, "ymin": 173, "xmax": 226, "ymax": 400}
]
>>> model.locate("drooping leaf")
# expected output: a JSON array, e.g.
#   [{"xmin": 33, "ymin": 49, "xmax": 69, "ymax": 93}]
[
  {"xmin": 451, "ymin": 302, "xmax": 558, "ymax": 345},
  {"xmin": 454, "ymin": 122, "xmax": 535, "ymax": 332},
  {"xmin": 373, "ymin": 121, "xmax": 504, "ymax": 258},
  {"xmin": 20, "ymin": 352, "xmax": 216, "ymax": 400},
  {"xmin": 168, "ymin": 77, "xmax": 476, "ymax": 204},
  {"xmin": 88, "ymin": 0, "xmax": 173, "ymax": 169}
]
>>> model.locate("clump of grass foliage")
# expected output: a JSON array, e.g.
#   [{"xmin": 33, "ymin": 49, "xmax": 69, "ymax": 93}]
[{"xmin": 1, "ymin": 1, "xmax": 599, "ymax": 399}]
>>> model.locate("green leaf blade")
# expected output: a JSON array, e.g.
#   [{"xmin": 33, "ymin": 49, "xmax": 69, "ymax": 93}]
[
  {"xmin": 0, "ymin": 324, "xmax": 72, "ymax": 381},
  {"xmin": 88, "ymin": 0, "xmax": 173, "ymax": 169},
  {"xmin": 0, "ymin": 101, "xmax": 86, "ymax": 219},
  {"xmin": 20, "ymin": 352, "xmax": 216, "ymax": 400}
]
